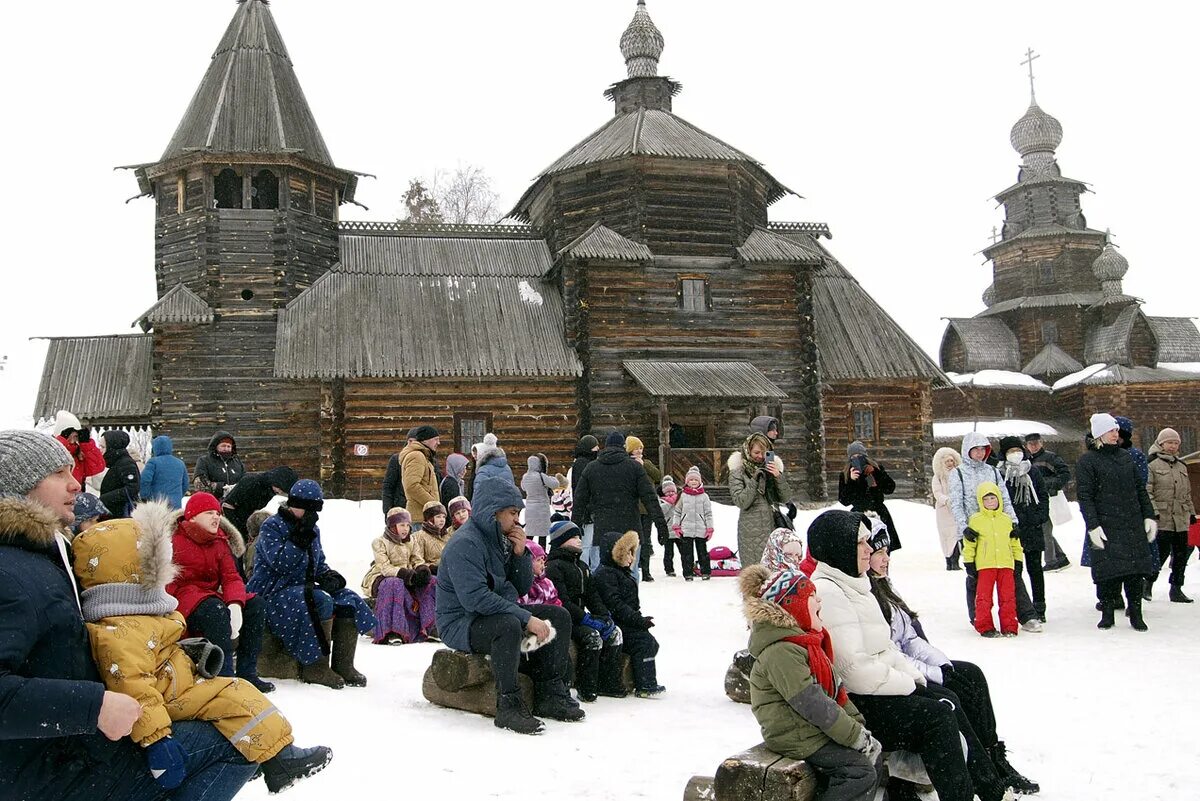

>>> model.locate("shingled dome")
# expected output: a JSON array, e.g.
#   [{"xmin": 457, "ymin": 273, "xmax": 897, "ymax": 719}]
[
  {"xmin": 620, "ymin": 0, "xmax": 665, "ymax": 78},
  {"xmin": 1091, "ymin": 243, "xmax": 1129, "ymax": 281},
  {"xmin": 1010, "ymin": 102, "xmax": 1063, "ymax": 156}
]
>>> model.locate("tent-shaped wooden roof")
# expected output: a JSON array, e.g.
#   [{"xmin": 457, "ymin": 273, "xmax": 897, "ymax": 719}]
[
  {"xmin": 940, "ymin": 318, "xmax": 1022, "ymax": 372},
  {"xmin": 1022, "ymin": 343, "xmax": 1084, "ymax": 377},
  {"xmin": 1085, "ymin": 305, "xmax": 1144, "ymax": 365},
  {"xmin": 623, "ymin": 360, "xmax": 787, "ymax": 399},
  {"xmin": 558, "ymin": 222, "xmax": 653, "ymax": 261},
  {"xmin": 34, "ymin": 335, "xmax": 153, "ymax": 420},
  {"xmin": 737, "ymin": 227, "xmax": 822, "ymax": 265},
  {"xmin": 133, "ymin": 284, "xmax": 214, "ymax": 331}
]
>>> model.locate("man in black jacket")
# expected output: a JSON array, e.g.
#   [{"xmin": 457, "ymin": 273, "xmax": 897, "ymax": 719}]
[
  {"xmin": 572, "ymin": 431, "xmax": 668, "ymax": 583},
  {"xmin": 1026, "ymin": 433, "xmax": 1071, "ymax": 571},
  {"xmin": 570, "ymin": 434, "xmax": 601, "ymax": 568},
  {"xmin": 193, "ymin": 429, "xmax": 246, "ymax": 499},
  {"xmin": 223, "ymin": 465, "xmax": 298, "ymax": 537},
  {"xmin": 0, "ymin": 429, "xmax": 257, "ymax": 800}
]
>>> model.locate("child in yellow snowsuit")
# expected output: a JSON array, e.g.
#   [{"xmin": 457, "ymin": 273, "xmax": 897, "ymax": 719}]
[
  {"xmin": 73, "ymin": 500, "xmax": 332, "ymax": 793},
  {"xmin": 963, "ymin": 482, "xmax": 1025, "ymax": 637}
]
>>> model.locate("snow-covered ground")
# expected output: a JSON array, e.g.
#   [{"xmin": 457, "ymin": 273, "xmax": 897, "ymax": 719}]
[{"xmin": 239, "ymin": 498, "xmax": 1198, "ymax": 801}]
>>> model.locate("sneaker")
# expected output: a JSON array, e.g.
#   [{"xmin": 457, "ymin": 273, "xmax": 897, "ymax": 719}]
[
  {"xmin": 980, "ymin": 630, "xmax": 1001, "ymax": 639},
  {"xmin": 634, "ymin": 685, "xmax": 666, "ymax": 698},
  {"xmin": 1020, "ymin": 619, "xmax": 1043, "ymax": 633},
  {"xmin": 1002, "ymin": 632, "xmax": 1018, "ymax": 638},
  {"xmin": 262, "ymin": 744, "xmax": 333, "ymax": 794}
]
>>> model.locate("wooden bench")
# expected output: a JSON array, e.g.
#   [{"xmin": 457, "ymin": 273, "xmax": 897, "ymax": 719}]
[
  {"xmin": 686, "ymin": 743, "xmax": 817, "ymax": 801},
  {"xmin": 725, "ymin": 649, "xmax": 754, "ymax": 704}
]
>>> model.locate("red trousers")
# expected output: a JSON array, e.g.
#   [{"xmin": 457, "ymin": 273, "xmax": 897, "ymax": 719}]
[{"xmin": 974, "ymin": 567, "xmax": 1018, "ymax": 634}]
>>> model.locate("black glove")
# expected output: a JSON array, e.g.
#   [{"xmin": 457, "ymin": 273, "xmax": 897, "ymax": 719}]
[
  {"xmin": 641, "ymin": 616, "xmax": 655, "ymax": 629},
  {"xmin": 965, "ymin": 562, "xmax": 977, "ymax": 578},
  {"xmin": 962, "ymin": 527, "xmax": 979, "ymax": 543},
  {"xmin": 940, "ymin": 663, "xmax": 956, "ymax": 679},
  {"xmin": 290, "ymin": 527, "xmax": 317, "ymax": 549},
  {"xmin": 786, "ymin": 501, "xmax": 798, "ymax": 522},
  {"xmin": 77, "ymin": 427, "xmax": 92, "ymax": 443},
  {"xmin": 412, "ymin": 564, "xmax": 432, "ymax": 589},
  {"xmin": 316, "ymin": 569, "xmax": 346, "ymax": 594},
  {"xmin": 1191, "ymin": 515, "xmax": 1197, "ymax": 526},
  {"xmin": 393, "ymin": 568, "xmax": 414, "ymax": 587},
  {"xmin": 657, "ymin": 531, "xmax": 667, "ymax": 546}
]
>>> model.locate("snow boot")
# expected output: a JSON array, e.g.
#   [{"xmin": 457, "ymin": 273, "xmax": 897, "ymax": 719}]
[
  {"xmin": 1097, "ymin": 604, "xmax": 1115, "ymax": 630},
  {"xmin": 330, "ymin": 617, "xmax": 368, "ymax": 687},
  {"xmin": 300, "ymin": 620, "xmax": 345, "ymax": 689},
  {"xmin": 1143, "ymin": 584, "xmax": 1153, "ymax": 602},
  {"xmin": 635, "ymin": 684, "xmax": 666, "ymax": 698},
  {"xmin": 1126, "ymin": 579, "xmax": 1148, "ymax": 631},
  {"xmin": 575, "ymin": 647, "xmax": 600, "ymax": 703},
  {"xmin": 533, "ymin": 680, "xmax": 585, "ymax": 722},
  {"xmin": 1169, "ymin": 585, "xmax": 1193, "ymax": 603},
  {"xmin": 980, "ymin": 630, "xmax": 1001, "ymax": 638},
  {"xmin": 247, "ymin": 676, "xmax": 276, "ymax": 694},
  {"xmin": 989, "ymin": 741, "xmax": 1040, "ymax": 795},
  {"xmin": 596, "ymin": 642, "xmax": 627, "ymax": 697},
  {"xmin": 1127, "ymin": 600, "xmax": 1148, "ymax": 632},
  {"xmin": 261, "ymin": 743, "xmax": 333, "ymax": 794},
  {"xmin": 494, "ymin": 691, "xmax": 545, "ymax": 735}
]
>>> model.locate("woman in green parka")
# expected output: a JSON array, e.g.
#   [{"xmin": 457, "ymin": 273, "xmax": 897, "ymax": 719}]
[
  {"xmin": 728, "ymin": 432, "xmax": 792, "ymax": 566},
  {"xmin": 740, "ymin": 563, "xmax": 882, "ymax": 801}
]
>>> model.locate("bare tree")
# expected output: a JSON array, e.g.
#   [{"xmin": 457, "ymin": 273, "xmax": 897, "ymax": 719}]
[
  {"xmin": 399, "ymin": 179, "xmax": 444, "ymax": 223},
  {"xmin": 432, "ymin": 164, "xmax": 500, "ymax": 225}
]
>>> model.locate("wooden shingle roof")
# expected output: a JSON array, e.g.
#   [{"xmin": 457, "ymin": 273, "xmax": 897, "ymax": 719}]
[
  {"xmin": 275, "ymin": 233, "xmax": 581, "ymax": 379},
  {"xmin": 133, "ymin": 284, "xmax": 214, "ymax": 331},
  {"xmin": 1148, "ymin": 316, "xmax": 1200, "ymax": 363},
  {"xmin": 737, "ymin": 227, "xmax": 822, "ymax": 265},
  {"xmin": 159, "ymin": 0, "xmax": 336, "ymax": 169},
  {"xmin": 558, "ymin": 222, "xmax": 653, "ymax": 261},
  {"xmin": 34, "ymin": 335, "xmax": 152, "ymax": 421},
  {"xmin": 1085, "ymin": 305, "xmax": 1142, "ymax": 365},
  {"xmin": 623, "ymin": 361, "xmax": 787, "ymax": 399},
  {"xmin": 978, "ymin": 292, "xmax": 1102, "ymax": 317},
  {"xmin": 1022, "ymin": 343, "xmax": 1084, "ymax": 377},
  {"xmin": 940, "ymin": 318, "xmax": 1021, "ymax": 372}
]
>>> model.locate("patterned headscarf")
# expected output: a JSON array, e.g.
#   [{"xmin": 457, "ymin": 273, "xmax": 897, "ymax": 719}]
[{"xmin": 762, "ymin": 526, "xmax": 805, "ymax": 573}]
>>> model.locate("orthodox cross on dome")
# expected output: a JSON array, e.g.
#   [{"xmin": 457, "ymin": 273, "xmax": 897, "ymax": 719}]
[
  {"xmin": 1104, "ymin": 227, "xmax": 1117, "ymax": 246},
  {"xmin": 989, "ymin": 226, "xmax": 1001, "ymax": 244},
  {"xmin": 1021, "ymin": 47, "xmax": 1040, "ymax": 103}
]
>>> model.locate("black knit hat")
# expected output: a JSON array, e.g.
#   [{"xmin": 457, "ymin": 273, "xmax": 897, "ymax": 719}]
[
  {"xmin": 806, "ymin": 510, "xmax": 870, "ymax": 577},
  {"xmin": 411, "ymin": 425, "xmax": 439, "ymax": 444},
  {"xmin": 997, "ymin": 436, "xmax": 1025, "ymax": 456},
  {"xmin": 604, "ymin": 430, "xmax": 625, "ymax": 448}
]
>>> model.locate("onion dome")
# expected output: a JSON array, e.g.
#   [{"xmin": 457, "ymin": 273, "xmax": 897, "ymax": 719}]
[
  {"xmin": 1009, "ymin": 102, "xmax": 1063, "ymax": 157},
  {"xmin": 982, "ymin": 283, "xmax": 996, "ymax": 307},
  {"xmin": 620, "ymin": 0, "xmax": 665, "ymax": 78},
  {"xmin": 1092, "ymin": 243, "xmax": 1129, "ymax": 281}
]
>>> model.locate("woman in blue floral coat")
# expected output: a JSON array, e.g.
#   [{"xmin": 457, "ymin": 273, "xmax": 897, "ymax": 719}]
[{"xmin": 248, "ymin": 480, "xmax": 376, "ymax": 689}]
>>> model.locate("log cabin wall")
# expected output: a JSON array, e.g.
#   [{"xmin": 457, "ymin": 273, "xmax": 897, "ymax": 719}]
[
  {"xmin": 990, "ymin": 239, "xmax": 1104, "ymax": 303},
  {"xmin": 1009, "ymin": 307, "xmax": 1087, "ymax": 366},
  {"xmin": 822, "ymin": 379, "xmax": 933, "ymax": 499},
  {"xmin": 322, "ymin": 377, "xmax": 580, "ymax": 501},
  {"xmin": 1080, "ymin": 380, "xmax": 1200, "ymax": 452},
  {"xmin": 932, "ymin": 385, "xmax": 1055, "ymax": 422}
]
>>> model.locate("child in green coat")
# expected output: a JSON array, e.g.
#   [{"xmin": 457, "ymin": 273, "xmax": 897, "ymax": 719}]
[
  {"xmin": 964, "ymin": 482, "xmax": 1025, "ymax": 637},
  {"xmin": 740, "ymin": 564, "xmax": 882, "ymax": 801}
]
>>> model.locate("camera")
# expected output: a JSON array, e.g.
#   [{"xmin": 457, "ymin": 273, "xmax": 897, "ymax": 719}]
[{"xmin": 849, "ymin": 454, "xmax": 869, "ymax": 474}]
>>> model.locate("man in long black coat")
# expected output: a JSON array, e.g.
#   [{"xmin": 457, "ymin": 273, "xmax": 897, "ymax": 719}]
[
  {"xmin": 1026, "ymin": 433, "xmax": 1071, "ymax": 570},
  {"xmin": 572, "ymin": 431, "xmax": 667, "ymax": 578}
]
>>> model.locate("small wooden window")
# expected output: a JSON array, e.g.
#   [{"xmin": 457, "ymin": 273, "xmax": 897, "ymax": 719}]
[
  {"xmin": 1041, "ymin": 321, "xmax": 1058, "ymax": 345},
  {"xmin": 1039, "ymin": 261, "xmax": 1055, "ymax": 284},
  {"xmin": 852, "ymin": 406, "xmax": 877, "ymax": 442},
  {"xmin": 251, "ymin": 169, "xmax": 279, "ymax": 209},
  {"xmin": 214, "ymin": 168, "xmax": 241, "ymax": 209},
  {"xmin": 679, "ymin": 277, "xmax": 709, "ymax": 312},
  {"xmin": 454, "ymin": 412, "xmax": 494, "ymax": 454}
]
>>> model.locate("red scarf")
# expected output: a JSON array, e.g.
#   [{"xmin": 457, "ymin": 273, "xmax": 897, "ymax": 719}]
[
  {"xmin": 179, "ymin": 520, "xmax": 222, "ymax": 546},
  {"xmin": 683, "ymin": 485, "xmax": 706, "ymax": 496},
  {"xmin": 783, "ymin": 629, "xmax": 848, "ymax": 707}
]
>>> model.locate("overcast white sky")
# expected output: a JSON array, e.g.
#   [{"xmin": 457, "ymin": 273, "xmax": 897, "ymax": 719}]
[{"xmin": 1, "ymin": 0, "xmax": 1196, "ymax": 426}]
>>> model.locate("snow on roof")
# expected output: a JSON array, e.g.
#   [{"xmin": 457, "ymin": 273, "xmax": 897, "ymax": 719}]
[
  {"xmin": 945, "ymin": 370, "xmax": 1050, "ymax": 390},
  {"xmin": 1051, "ymin": 363, "xmax": 1110, "ymax": 391},
  {"xmin": 933, "ymin": 419, "xmax": 1059, "ymax": 440},
  {"xmin": 1159, "ymin": 362, "xmax": 1200, "ymax": 374}
]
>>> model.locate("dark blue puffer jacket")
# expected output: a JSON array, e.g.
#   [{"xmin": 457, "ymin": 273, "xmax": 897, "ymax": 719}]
[{"xmin": 139, "ymin": 435, "xmax": 189, "ymax": 509}]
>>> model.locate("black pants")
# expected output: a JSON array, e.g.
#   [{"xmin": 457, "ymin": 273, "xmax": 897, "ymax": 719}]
[
  {"xmin": 918, "ymin": 681, "xmax": 1004, "ymax": 799},
  {"xmin": 571, "ymin": 624, "xmax": 624, "ymax": 694},
  {"xmin": 848, "ymin": 693, "xmax": 973, "ymax": 801},
  {"xmin": 1016, "ymin": 549, "xmax": 1045, "ymax": 617},
  {"xmin": 1152, "ymin": 530, "xmax": 1193, "ymax": 587},
  {"xmin": 805, "ymin": 741, "xmax": 882, "ymax": 801},
  {"xmin": 468, "ymin": 604, "xmax": 572, "ymax": 694},
  {"xmin": 677, "ymin": 537, "xmax": 711, "ymax": 577},
  {"xmin": 663, "ymin": 538, "xmax": 680, "ymax": 574},
  {"xmin": 638, "ymin": 514, "xmax": 654, "ymax": 576},
  {"xmin": 940, "ymin": 660, "xmax": 998, "ymax": 750},
  {"xmin": 187, "ymin": 595, "xmax": 267, "ymax": 678},
  {"xmin": 1098, "ymin": 575, "xmax": 1143, "ymax": 608},
  {"xmin": 622, "ymin": 628, "xmax": 659, "ymax": 690},
  {"xmin": 967, "ymin": 563, "xmax": 1037, "ymax": 624}
]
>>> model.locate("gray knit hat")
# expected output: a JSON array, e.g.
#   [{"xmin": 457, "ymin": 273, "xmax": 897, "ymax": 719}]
[{"xmin": 0, "ymin": 430, "xmax": 74, "ymax": 498}]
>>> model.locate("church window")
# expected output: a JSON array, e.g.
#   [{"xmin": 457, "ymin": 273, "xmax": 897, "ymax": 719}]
[
  {"xmin": 251, "ymin": 169, "xmax": 280, "ymax": 209},
  {"xmin": 454, "ymin": 412, "xmax": 493, "ymax": 454},
  {"xmin": 214, "ymin": 168, "xmax": 242, "ymax": 209},
  {"xmin": 678, "ymin": 277, "xmax": 710, "ymax": 312},
  {"xmin": 1003, "ymin": 407, "xmax": 1014, "ymax": 419},
  {"xmin": 1041, "ymin": 321, "xmax": 1058, "ymax": 345},
  {"xmin": 852, "ymin": 406, "xmax": 877, "ymax": 442},
  {"xmin": 1039, "ymin": 262, "xmax": 1055, "ymax": 284}
]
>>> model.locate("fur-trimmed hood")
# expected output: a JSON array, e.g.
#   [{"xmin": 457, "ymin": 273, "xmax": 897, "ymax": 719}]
[
  {"xmin": 739, "ymin": 564, "xmax": 800, "ymax": 629},
  {"xmin": 73, "ymin": 499, "xmax": 178, "ymax": 591},
  {"xmin": 932, "ymin": 447, "xmax": 962, "ymax": 480},
  {"xmin": 727, "ymin": 450, "xmax": 785, "ymax": 474},
  {"xmin": 169, "ymin": 508, "xmax": 246, "ymax": 557},
  {"xmin": 0, "ymin": 496, "xmax": 65, "ymax": 549},
  {"xmin": 599, "ymin": 529, "xmax": 640, "ymax": 569}
]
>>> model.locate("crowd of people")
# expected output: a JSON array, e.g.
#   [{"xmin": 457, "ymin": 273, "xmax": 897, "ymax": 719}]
[{"xmin": 3, "ymin": 403, "xmax": 1194, "ymax": 798}]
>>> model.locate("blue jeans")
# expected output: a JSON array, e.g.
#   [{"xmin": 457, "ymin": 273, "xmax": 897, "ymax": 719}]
[
  {"xmin": 100, "ymin": 721, "xmax": 258, "ymax": 801},
  {"xmin": 580, "ymin": 523, "xmax": 601, "ymax": 573}
]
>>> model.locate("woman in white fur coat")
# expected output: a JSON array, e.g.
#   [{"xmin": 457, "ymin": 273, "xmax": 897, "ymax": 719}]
[{"xmin": 932, "ymin": 447, "xmax": 964, "ymax": 570}]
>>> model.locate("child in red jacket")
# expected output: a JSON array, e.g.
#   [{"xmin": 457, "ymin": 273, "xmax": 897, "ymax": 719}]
[{"xmin": 166, "ymin": 493, "xmax": 273, "ymax": 693}]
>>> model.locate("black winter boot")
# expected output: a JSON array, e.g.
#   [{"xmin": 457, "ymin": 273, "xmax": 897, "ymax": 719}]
[
  {"xmin": 301, "ymin": 619, "xmax": 345, "ymax": 689},
  {"xmin": 597, "ymin": 642, "xmax": 628, "ymax": 697},
  {"xmin": 575, "ymin": 647, "xmax": 600, "ymax": 702},
  {"xmin": 989, "ymin": 741, "xmax": 1040, "ymax": 795},
  {"xmin": 1170, "ymin": 585, "xmax": 1193, "ymax": 603},
  {"xmin": 261, "ymin": 743, "xmax": 333, "ymax": 794},
  {"xmin": 495, "ymin": 691, "xmax": 545, "ymax": 735},
  {"xmin": 533, "ymin": 680, "xmax": 586, "ymax": 722},
  {"xmin": 1097, "ymin": 604, "xmax": 1115, "ymax": 630},
  {"xmin": 1126, "ymin": 579, "xmax": 1148, "ymax": 632},
  {"xmin": 330, "ymin": 617, "xmax": 368, "ymax": 686}
]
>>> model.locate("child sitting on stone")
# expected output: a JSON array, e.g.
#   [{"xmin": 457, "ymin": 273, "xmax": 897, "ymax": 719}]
[
  {"xmin": 593, "ymin": 530, "xmax": 665, "ymax": 698},
  {"xmin": 739, "ymin": 564, "xmax": 882, "ymax": 801},
  {"xmin": 73, "ymin": 501, "xmax": 332, "ymax": 794},
  {"xmin": 363, "ymin": 507, "xmax": 436, "ymax": 644}
]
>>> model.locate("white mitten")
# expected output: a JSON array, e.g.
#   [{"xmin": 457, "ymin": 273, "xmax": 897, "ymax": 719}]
[
  {"xmin": 1144, "ymin": 519, "xmax": 1158, "ymax": 542},
  {"xmin": 520, "ymin": 621, "xmax": 556, "ymax": 653},
  {"xmin": 1088, "ymin": 527, "xmax": 1107, "ymax": 549},
  {"xmin": 227, "ymin": 603, "xmax": 243, "ymax": 639}
]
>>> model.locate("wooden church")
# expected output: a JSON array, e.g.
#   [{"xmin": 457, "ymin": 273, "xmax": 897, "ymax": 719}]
[
  {"xmin": 935, "ymin": 71, "xmax": 1200, "ymax": 460},
  {"xmin": 36, "ymin": 0, "xmax": 948, "ymax": 500}
]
